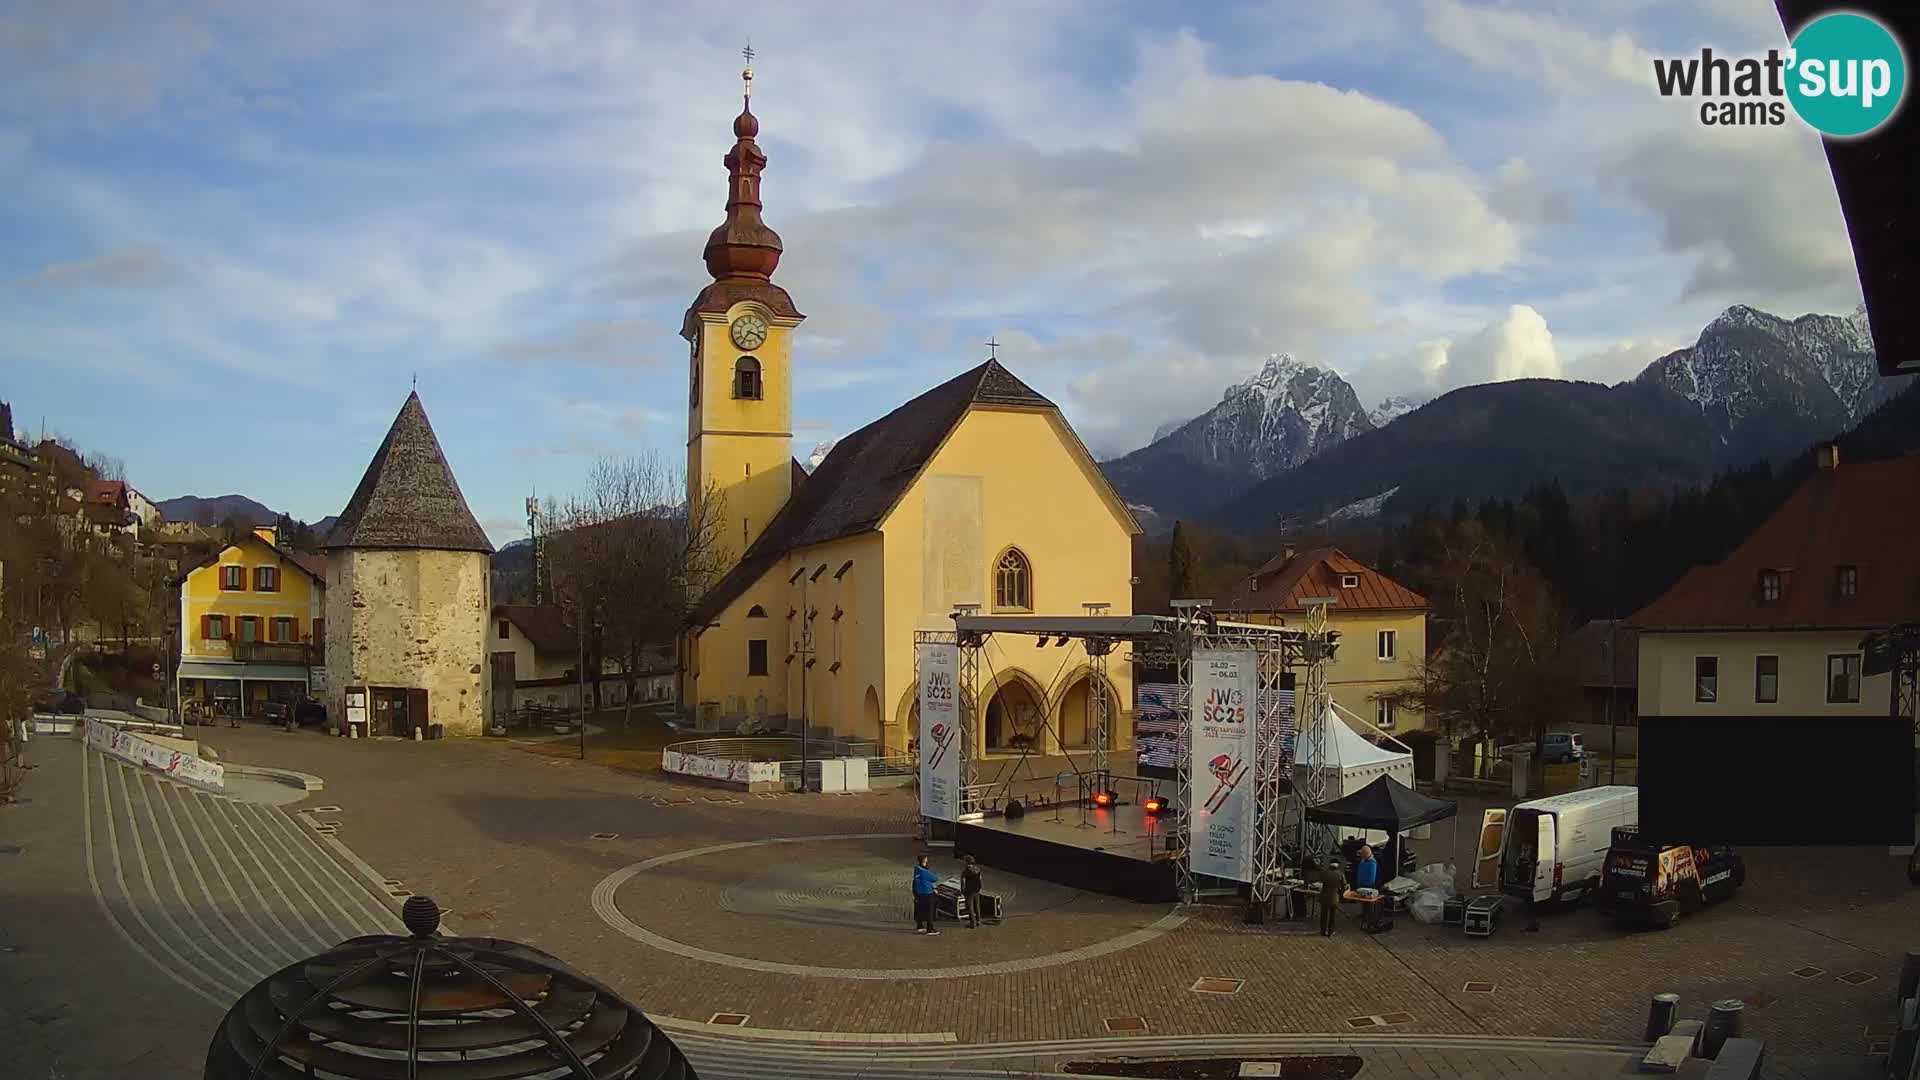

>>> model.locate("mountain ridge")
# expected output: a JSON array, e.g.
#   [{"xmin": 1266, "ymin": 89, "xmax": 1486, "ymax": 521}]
[{"xmin": 1102, "ymin": 353, "xmax": 1374, "ymax": 523}]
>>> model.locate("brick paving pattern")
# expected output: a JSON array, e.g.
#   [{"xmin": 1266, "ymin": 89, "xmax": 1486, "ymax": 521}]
[{"xmin": 6, "ymin": 725, "xmax": 1903, "ymax": 1080}]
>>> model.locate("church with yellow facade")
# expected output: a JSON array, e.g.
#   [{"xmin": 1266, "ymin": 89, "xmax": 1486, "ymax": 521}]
[{"xmin": 678, "ymin": 65, "xmax": 1139, "ymax": 758}]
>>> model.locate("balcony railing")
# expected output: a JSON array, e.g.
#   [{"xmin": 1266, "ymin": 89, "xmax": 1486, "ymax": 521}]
[{"xmin": 230, "ymin": 641, "xmax": 318, "ymax": 665}]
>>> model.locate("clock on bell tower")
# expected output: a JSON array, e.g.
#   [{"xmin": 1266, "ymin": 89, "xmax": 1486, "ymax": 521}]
[{"xmin": 683, "ymin": 50, "xmax": 805, "ymax": 571}]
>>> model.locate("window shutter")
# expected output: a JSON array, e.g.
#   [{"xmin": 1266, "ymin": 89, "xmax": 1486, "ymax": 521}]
[{"xmin": 201, "ymin": 614, "xmax": 211, "ymax": 640}]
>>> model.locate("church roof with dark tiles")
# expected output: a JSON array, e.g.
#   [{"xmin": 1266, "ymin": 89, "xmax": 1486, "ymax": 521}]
[
  {"xmin": 321, "ymin": 392, "xmax": 494, "ymax": 554},
  {"xmin": 689, "ymin": 359, "xmax": 1053, "ymax": 626}
]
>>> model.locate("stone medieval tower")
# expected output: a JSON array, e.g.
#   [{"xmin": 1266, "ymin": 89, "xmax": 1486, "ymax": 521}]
[{"xmin": 321, "ymin": 392, "xmax": 494, "ymax": 737}]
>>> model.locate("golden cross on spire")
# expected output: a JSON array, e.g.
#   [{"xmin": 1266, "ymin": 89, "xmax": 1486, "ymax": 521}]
[{"xmin": 741, "ymin": 41, "xmax": 755, "ymax": 97}]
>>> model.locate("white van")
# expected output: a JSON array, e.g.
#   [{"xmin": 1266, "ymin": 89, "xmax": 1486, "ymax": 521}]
[{"xmin": 1471, "ymin": 786, "xmax": 1639, "ymax": 905}]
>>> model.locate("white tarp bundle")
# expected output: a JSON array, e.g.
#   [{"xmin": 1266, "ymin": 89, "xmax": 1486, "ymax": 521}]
[{"xmin": 1295, "ymin": 701, "xmax": 1422, "ymax": 842}]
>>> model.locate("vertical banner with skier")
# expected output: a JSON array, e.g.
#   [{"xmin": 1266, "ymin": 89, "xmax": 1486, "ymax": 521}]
[
  {"xmin": 1191, "ymin": 648, "xmax": 1257, "ymax": 882},
  {"xmin": 917, "ymin": 641, "xmax": 962, "ymax": 821}
]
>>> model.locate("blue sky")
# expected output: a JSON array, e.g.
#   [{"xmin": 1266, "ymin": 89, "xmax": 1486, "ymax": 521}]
[{"xmin": 0, "ymin": 1, "xmax": 1865, "ymax": 543}]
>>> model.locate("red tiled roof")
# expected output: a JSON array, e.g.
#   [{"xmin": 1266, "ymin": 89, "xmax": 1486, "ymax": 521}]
[
  {"xmin": 85, "ymin": 479, "xmax": 128, "ymax": 507},
  {"xmin": 1226, "ymin": 546, "xmax": 1426, "ymax": 614},
  {"xmin": 288, "ymin": 553, "xmax": 329, "ymax": 581},
  {"xmin": 1629, "ymin": 455, "xmax": 1920, "ymax": 630}
]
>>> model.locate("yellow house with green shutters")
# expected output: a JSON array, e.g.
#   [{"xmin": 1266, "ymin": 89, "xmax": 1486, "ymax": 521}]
[
  {"xmin": 678, "ymin": 87, "xmax": 1140, "ymax": 757},
  {"xmin": 174, "ymin": 526, "xmax": 327, "ymax": 718}
]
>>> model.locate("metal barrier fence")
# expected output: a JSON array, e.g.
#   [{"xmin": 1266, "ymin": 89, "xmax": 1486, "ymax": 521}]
[{"xmin": 662, "ymin": 736, "xmax": 915, "ymax": 791}]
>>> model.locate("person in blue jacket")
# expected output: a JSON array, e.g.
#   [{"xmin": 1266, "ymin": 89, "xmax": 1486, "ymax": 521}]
[
  {"xmin": 912, "ymin": 854, "xmax": 941, "ymax": 935},
  {"xmin": 1353, "ymin": 845, "xmax": 1383, "ymax": 929},
  {"xmin": 1354, "ymin": 845, "xmax": 1379, "ymax": 890}
]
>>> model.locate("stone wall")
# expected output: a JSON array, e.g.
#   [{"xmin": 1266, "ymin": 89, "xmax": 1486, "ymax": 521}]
[{"xmin": 323, "ymin": 548, "xmax": 491, "ymax": 737}]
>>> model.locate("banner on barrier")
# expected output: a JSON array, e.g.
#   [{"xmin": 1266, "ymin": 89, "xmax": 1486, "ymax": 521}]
[
  {"xmin": 1190, "ymin": 648, "xmax": 1256, "ymax": 883},
  {"xmin": 917, "ymin": 641, "xmax": 962, "ymax": 821},
  {"xmin": 86, "ymin": 719, "xmax": 225, "ymax": 790},
  {"xmin": 662, "ymin": 750, "xmax": 781, "ymax": 785}
]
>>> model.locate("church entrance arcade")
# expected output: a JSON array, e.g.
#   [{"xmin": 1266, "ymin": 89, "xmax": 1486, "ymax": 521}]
[
  {"xmin": 1054, "ymin": 671, "xmax": 1117, "ymax": 751},
  {"xmin": 983, "ymin": 675, "xmax": 1046, "ymax": 753}
]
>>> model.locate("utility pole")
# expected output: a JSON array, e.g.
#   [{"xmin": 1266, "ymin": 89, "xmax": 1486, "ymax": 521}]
[
  {"xmin": 577, "ymin": 616, "xmax": 588, "ymax": 760},
  {"xmin": 789, "ymin": 565, "xmax": 817, "ymax": 791}
]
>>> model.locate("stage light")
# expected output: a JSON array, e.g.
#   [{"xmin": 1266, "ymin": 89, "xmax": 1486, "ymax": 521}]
[
  {"xmin": 1144, "ymin": 796, "xmax": 1166, "ymax": 815},
  {"xmin": 1092, "ymin": 789, "xmax": 1118, "ymax": 808}
]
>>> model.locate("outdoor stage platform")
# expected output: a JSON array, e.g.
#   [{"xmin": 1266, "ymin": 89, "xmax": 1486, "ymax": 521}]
[{"xmin": 953, "ymin": 802, "xmax": 1181, "ymax": 904}]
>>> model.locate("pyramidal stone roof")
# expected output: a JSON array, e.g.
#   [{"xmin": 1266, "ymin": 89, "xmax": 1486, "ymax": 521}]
[{"xmin": 322, "ymin": 392, "xmax": 494, "ymax": 553}]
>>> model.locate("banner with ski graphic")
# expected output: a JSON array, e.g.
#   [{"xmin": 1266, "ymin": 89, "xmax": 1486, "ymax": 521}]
[
  {"xmin": 1190, "ymin": 649, "xmax": 1256, "ymax": 882},
  {"xmin": 917, "ymin": 641, "xmax": 962, "ymax": 821}
]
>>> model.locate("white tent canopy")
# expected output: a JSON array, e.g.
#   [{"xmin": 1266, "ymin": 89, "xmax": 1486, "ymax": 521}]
[{"xmin": 1296, "ymin": 701, "xmax": 1424, "ymax": 842}]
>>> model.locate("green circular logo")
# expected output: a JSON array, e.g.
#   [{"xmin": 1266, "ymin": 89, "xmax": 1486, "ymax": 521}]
[{"xmin": 1786, "ymin": 12, "xmax": 1907, "ymax": 137}]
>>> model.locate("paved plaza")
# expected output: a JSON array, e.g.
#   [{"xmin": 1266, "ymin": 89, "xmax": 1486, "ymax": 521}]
[{"xmin": 3, "ymin": 726, "xmax": 1914, "ymax": 1079}]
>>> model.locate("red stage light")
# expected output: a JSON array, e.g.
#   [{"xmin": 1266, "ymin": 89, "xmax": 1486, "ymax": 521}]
[
  {"xmin": 1092, "ymin": 790, "xmax": 1115, "ymax": 808},
  {"xmin": 1144, "ymin": 796, "xmax": 1166, "ymax": 815}
]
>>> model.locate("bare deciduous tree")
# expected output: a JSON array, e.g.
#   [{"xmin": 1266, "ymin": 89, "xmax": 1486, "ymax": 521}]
[
  {"xmin": 545, "ymin": 454, "xmax": 728, "ymax": 728},
  {"xmin": 1387, "ymin": 520, "xmax": 1573, "ymax": 775}
]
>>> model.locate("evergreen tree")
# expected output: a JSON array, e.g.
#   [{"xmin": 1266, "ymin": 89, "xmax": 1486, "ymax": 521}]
[{"xmin": 1168, "ymin": 520, "xmax": 1196, "ymax": 600}]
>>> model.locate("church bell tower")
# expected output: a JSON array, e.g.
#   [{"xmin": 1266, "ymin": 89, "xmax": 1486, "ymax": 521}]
[{"xmin": 684, "ymin": 47, "xmax": 805, "ymax": 571}]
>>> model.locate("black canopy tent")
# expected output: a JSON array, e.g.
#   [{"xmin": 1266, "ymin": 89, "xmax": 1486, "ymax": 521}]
[
  {"xmin": 1307, "ymin": 775, "xmax": 1462, "ymax": 884},
  {"xmin": 1308, "ymin": 774, "xmax": 1458, "ymax": 831}
]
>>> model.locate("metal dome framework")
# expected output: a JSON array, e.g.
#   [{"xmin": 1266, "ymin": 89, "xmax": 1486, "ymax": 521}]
[{"xmin": 205, "ymin": 897, "xmax": 696, "ymax": 1080}]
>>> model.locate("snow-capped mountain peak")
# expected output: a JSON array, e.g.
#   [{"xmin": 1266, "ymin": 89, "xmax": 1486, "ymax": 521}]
[
  {"xmin": 1099, "ymin": 350, "xmax": 1374, "ymax": 522},
  {"xmin": 1637, "ymin": 302, "xmax": 1906, "ymax": 453},
  {"xmin": 802, "ymin": 437, "xmax": 839, "ymax": 474},
  {"xmin": 1369, "ymin": 394, "xmax": 1429, "ymax": 428}
]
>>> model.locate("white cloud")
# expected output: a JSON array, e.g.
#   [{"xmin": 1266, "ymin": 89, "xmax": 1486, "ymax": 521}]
[
  {"xmin": 1566, "ymin": 336, "xmax": 1685, "ymax": 384},
  {"xmin": 1422, "ymin": 0, "xmax": 1654, "ymax": 91},
  {"xmin": 1350, "ymin": 305, "xmax": 1563, "ymax": 405}
]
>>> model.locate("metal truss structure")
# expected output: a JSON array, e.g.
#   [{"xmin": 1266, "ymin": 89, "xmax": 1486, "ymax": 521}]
[
  {"xmin": 1290, "ymin": 603, "xmax": 1335, "ymax": 865},
  {"xmin": 933, "ymin": 609, "xmax": 1336, "ymax": 906}
]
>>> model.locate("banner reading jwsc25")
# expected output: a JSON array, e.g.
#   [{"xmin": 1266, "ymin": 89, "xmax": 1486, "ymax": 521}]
[
  {"xmin": 917, "ymin": 641, "xmax": 962, "ymax": 821},
  {"xmin": 1190, "ymin": 648, "xmax": 1257, "ymax": 883}
]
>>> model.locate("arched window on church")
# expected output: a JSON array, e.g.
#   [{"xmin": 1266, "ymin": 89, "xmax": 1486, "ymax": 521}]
[
  {"xmin": 734, "ymin": 356, "xmax": 763, "ymax": 400},
  {"xmin": 746, "ymin": 605, "xmax": 767, "ymax": 618},
  {"xmin": 994, "ymin": 548, "xmax": 1032, "ymax": 612}
]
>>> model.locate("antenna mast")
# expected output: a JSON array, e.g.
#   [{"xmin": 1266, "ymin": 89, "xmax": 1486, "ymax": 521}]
[{"xmin": 526, "ymin": 492, "xmax": 549, "ymax": 605}]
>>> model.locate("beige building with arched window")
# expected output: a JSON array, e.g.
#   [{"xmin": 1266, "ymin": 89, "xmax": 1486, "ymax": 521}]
[{"xmin": 677, "ymin": 83, "xmax": 1139, "ymax": 757}]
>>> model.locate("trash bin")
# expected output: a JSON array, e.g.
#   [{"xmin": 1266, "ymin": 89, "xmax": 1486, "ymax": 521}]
[
  {"xmin": 1701, "ymin": 998, "xmax": 1744, "ymax": 1059},
  {"xmin": 429, "ymin": 723, "xmax": 444, "ymax": 741}
]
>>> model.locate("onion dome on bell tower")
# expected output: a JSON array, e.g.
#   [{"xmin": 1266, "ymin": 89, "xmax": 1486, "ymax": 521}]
[{"xmin": 703, "ymin": 46, "xmax": 783, "ymax": 282}]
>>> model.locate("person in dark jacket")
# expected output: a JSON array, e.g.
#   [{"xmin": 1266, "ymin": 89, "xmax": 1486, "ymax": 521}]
[
  {"xmin": 961, "ymin": 855, "xmax": 984, "ymax": 928},
  {"xmin": 1317, "ymin": 855, "xmax": 1347, "ymax": 937},
  {"xmin": 912, "ymin": 854, "xmax": 941, "ymax": 935}
]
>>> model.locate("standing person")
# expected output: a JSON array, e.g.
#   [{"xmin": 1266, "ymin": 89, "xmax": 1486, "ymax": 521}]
[
  {"xmin": 911, "ymin": 854, "xmax": 940, "ymax": 935},
  {"xmin": 961, "ymin": 855, "xmax": 984, "ymax": 928},
  {"xmin": 1354, "ymin": 845, "xmax": 1379, "ymax": 890},
  {"xmin": 1354, "ymin": 845, "xmax": 1380, "ymax": 930},
  {"xmin": 1317, "ymin": 854, "xmax": 1346, "ymax": 937}
]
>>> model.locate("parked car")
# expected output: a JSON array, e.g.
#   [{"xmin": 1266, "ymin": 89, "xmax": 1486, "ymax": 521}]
[
  {"xmin": 293, "ymin": 697, "xmax": 327, "ymax": 727},
  {"xmin": 33, "ymin": 689, "xmax": 87, "ymax": 716},
  {"xmin": 1539, "ymin": 731, "xmax": 1586, "ymax": 764},
  {"xmin": 261, "ymin": 701, "xmax": 292, "ymax": 727}
]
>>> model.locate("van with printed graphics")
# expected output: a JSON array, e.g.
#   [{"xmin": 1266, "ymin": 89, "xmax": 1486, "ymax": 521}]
[
  {"xmin": 1596, "ymin": 825, "xmax": 1745, "ymax": 930},
  {"xmin": 1472, "ymin": 786, "xmax": 1639, "ymax": 906}
]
